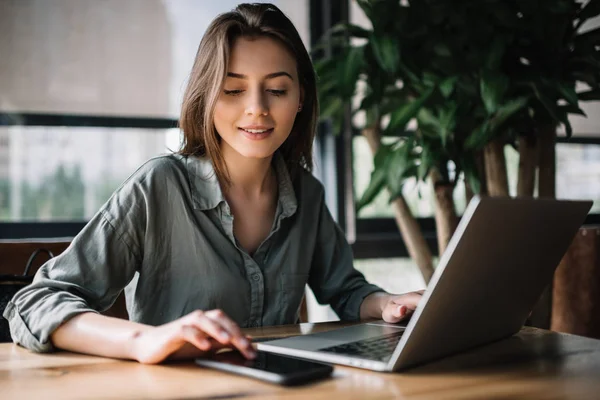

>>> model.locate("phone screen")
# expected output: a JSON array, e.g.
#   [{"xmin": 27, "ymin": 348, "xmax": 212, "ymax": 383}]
[
  {"xmin": 211, "ymin": 350, "xmax": 328, "ymax": 374},
  {"xmin": 195, "ymin": 350, "xmax": 333, "ymax": 385}
]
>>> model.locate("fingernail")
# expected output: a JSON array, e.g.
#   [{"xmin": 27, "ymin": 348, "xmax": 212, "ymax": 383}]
[
  {"xmin": 220, "ymin": 331, "xmax": 231, "ymax": 340},
  {"xmin": 239, "ymin": 338, "xmax": 249, "ymax": 346}
]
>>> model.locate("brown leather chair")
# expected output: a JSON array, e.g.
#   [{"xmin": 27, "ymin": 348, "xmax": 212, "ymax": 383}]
[
  {"xmin": 552, "ymin": 226, "xmax": 600, "ymax": 339},
  {"xmin": 0, "ymin": 239, "xmax": 128, "ymax": 320}
]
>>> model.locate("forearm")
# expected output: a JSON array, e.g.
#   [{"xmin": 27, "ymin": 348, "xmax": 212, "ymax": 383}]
[
  {"xmin": 50, "ymin": 312, "xmax": 151, "ymax": 360},
  {"xmin": 359, "ymin": 291, "xmax": 389, "ymax": 320}
]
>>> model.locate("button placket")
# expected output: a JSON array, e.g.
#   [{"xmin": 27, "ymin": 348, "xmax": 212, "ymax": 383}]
[
  {"xmin": 244, "ymin": 256, "xmax": 264, "ymax": 325},
  {"xmin": 218, "ymin": 203, "xmax": 238, "ymax": 246}
]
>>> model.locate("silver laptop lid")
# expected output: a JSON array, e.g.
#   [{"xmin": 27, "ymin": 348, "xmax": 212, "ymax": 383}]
[{"xmin": 388, "ymin": 196, "xmax": 592, "ymax": 371}]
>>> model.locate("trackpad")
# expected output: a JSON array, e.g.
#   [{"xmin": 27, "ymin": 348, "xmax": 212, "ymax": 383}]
[
  {"xmin": 263, "ymin": 336, "xmax": 342, "ymax": 351},
  {"xmin": 265, "ymin": 324, "xmax": 404, "ymax": 351}
]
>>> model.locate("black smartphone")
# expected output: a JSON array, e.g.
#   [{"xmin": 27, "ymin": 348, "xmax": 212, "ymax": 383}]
[{"xmin": 195, "ymin": 350, "xmax": 334, "ymax": 386}]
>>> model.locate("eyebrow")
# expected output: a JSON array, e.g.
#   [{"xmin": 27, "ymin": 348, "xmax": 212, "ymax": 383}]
[{"xmin": 227, "ymin": 71, "xmax": 294, "ymax": 81}]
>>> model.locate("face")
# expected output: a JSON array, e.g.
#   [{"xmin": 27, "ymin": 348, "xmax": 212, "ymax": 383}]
[{"xmin": 214, "ymin": 36, "xmax": 302, "ymax": 161}]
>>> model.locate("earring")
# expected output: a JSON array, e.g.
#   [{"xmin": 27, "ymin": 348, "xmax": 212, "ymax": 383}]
[{"xmin": 298, "ymin": 105, "xmax": 303, "ymax": 112}]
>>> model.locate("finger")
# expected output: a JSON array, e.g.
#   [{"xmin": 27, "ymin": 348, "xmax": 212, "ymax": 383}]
[
  {"xmin": 203, "ymin": 310, "xmax": 255, "ymax": 359},
  {"xmin": 393, "ymin": 305, "xmax": 408, "ymax": 319},
  {"xmin": 204, "ymin": 309, "xmax": 245, "ymax": 339},
  {"xmin": 382, "ymin": 304, "xmax": 408, "ymax": 323},
  {"xmin": 179, "ymin": 325, "xmax": 213, "ymax": 352},
  {"xmin": 188, "ymin": 311, "xmax": 234, "ymax": 346},
  {"xmin": 390, "ymin": 293, "xmax": 423, "ymax": 310}
]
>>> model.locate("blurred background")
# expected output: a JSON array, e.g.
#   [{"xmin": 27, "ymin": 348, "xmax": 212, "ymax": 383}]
[{"xmin": 1, "ymin": 0, "xmax": 600, "ymax": 326}]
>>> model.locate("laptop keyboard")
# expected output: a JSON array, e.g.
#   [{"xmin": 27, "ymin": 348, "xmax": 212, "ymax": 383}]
[{"xmin": 319, "ymin": 330, "xmax": 404, "ymax": 362}]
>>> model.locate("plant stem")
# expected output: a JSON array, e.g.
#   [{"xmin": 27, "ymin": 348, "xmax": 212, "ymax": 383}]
[
  {"xmin": 430, "ymin": 168, "xmax": 458, "ymax": 256},
  {"xmin": 484, "ymin": 138, "xmax": 509, "ymax": 196},
  {"xmin": 538, "ymin": 125, "xmax": 556, "ymax": 198},
  {"xmin": 361, "ymin": 126, "xmax": 434, "ymax": 283},
  {"xmin": 517, "ymin": 135, "xmax": 538, "ymax": 197},
  {"xmin": 391, "ymin": 196, "xmax": 434, "ymax": 284}
]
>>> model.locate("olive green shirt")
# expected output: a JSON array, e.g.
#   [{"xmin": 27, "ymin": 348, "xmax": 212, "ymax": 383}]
[{"xmin": 3, "ymin": 153, "xmax": 383, "ymax": 352}]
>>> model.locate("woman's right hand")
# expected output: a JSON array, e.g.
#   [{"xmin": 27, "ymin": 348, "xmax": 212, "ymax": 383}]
[{"xmin": 130, "ymin": 309, "xmax": 256, "ymax": 364}]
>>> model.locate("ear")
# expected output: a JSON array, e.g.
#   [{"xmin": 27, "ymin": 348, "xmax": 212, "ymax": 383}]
[{"xmin": 298, "ymin": 87, "xmax": 305, "ymax": 112}]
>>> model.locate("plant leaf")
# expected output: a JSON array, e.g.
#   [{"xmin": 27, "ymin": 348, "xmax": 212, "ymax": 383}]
[
  {"xmin": 563, "ymin": 117, "xmax": 573, "ymax": 137},
  {"xmin": 533, "ymin": 84, "xmax": 562, "ymax": 123},
  {"xmin": 438, "ymin": 103, "xmax": 458, "ymax": 146},
  {"xmin": 422, "ymin": 71, "xmax": 439, "ymax": 88},
  {"xmin": 417, "ymin": 107, "xmax": 439, "ymax": 128},
  {"xmin": 370, "ymin": 34, "xmax": 399, "ymax": 74},
  {"xmin": 328, "ymin": 22, "xmax": 372, "ymax": 39},
  {"xmin": 460, "ymin": 154, "xmax": 481, "ymax": 194},
  {"xmin": 489, "ymin": 97, "xmax": 530, "ymax": 133},
  {"xmin": 556, "ymin": 108, "xmax": 574, "ymax": 138},
  {"xmin": 557, "ymin": 82, "xmax": 579, "ymax": 106},
  {"xmin": 320, "ymin": 96, "xmax": 343, "ymax": 120},
  {"xmin": 481, "ymin": 69, "xmax": 509, "ymax": 115},
  {"xmin": 356, "ymin": 144, "xmax": 393, "ymax": 210},
  {"xmin": 341, "ymin": 46, "xmax": 364, "ymax": 96},
  {"xmin": 558, "ymin": 104, "xmax": 587, "ymax": 117},
  {"xmin": 439, "ymin": 76, "xmax": 458, "ymax": 98},
  {"xmin": 386, "ymin": 87, "xmax": 434, "ymax": 134},
  {"xmin": 398, "ymin": 61, "xmax": 420, "ymax": 84},
  {"xmin": 386, "ymin": 145, "xmax": 411, "ymax": 200},
  {"xmin": 418, "ymin": 143, "xmax": 435, "ymax": 181},
  {"xmin": 465, "ymin": 121, "xmax": 492, "ymax": 150},
  {"xmin": 433, "ymin": 43, "xmax": 452, "ymax": 57}
]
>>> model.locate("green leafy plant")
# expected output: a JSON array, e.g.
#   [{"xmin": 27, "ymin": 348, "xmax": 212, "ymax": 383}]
[{"xmin": 315, "ymin": 0, "xmax": 600, "ymax": 282}]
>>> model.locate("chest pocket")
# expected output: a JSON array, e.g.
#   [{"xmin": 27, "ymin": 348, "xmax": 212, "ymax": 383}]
[{"xmin": 281, "ymin": 273, "xmax": 309, "ymax": 323}]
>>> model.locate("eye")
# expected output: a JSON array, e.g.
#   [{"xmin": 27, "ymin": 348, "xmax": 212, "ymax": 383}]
[
  {"xmin": 268, "ymin": 89, "xmax": 287, "ymax": 96},
  {"xmin": 224, "ymin": 89, "xmax": 243, "ymax": 96}
]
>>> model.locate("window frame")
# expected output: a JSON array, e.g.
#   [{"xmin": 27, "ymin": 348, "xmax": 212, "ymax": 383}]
[{"xmin": 0, "ymin": 112, "xmax": 178, "ymax": 239}]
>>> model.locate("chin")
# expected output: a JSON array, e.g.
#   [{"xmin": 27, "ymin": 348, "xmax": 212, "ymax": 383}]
[{"xmin": 237, "ymin": 147, "xmax": 277, "ymax": 160}]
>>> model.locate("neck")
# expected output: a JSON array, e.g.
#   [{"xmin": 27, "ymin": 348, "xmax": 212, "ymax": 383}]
[{"xmin": 220, "ymin": 145, "xmax": 275, "ymax": 198}]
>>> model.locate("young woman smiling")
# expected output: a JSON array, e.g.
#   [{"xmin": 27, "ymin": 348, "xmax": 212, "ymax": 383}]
[{"xmin": 4, "ymin": 3, "xmax": 423, "ymax": 364}]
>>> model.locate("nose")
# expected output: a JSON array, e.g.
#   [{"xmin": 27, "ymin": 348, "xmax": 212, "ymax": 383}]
[{"xmin": 245, "ymin": 90, "xmax": 269, "ymax": 116}]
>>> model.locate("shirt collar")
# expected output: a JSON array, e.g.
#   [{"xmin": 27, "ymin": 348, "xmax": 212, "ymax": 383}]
[
  {"xmin": 185, "ymin": 152, "xmax": 297, "ymax": 217},
  {"xmin": 185, "ymin": 155, "xmax": 224, "ymax": 211}
]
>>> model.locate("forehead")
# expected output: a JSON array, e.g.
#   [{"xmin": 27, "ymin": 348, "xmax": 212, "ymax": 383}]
[{"xmin": 227, "ymin": 36, "xmax": 297, "ymax": 77}]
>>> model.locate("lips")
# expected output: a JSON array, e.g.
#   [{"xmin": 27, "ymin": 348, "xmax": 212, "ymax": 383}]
[{"xmin": 238, "ymin": 127, "xmax": 274, "ymax": 140}]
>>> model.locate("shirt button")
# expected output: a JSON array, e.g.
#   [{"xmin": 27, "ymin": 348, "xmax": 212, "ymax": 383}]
[{"xmin": 252, "ymin": 273, "xmax": 261, "ymax": 282}]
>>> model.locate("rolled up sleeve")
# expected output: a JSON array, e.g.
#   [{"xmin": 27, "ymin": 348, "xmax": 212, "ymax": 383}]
[
  {"xmin": 308, "ymin": 191, "xmax": 385, "ymax": 321},
  {"xmin": 3, "ymin": 200, "xmax": 142, "ymax": 352}
]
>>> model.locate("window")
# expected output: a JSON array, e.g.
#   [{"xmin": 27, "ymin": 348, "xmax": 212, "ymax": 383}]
[
  {"xmin": 556, "ymin": 143, "xmax": 600, "ymax": 213},
  {"xmin": 1, "ymin": 0, "xmax": 309, "ymax": 227},
  {"xmin": 0, "ymin": 126, "xmax": 180, "ymax": 221}
]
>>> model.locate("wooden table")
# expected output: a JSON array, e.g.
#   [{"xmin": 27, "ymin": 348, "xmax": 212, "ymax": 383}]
[{"xmin": 2, "ymin": 322, "xmax": 600, "ymax": 399}]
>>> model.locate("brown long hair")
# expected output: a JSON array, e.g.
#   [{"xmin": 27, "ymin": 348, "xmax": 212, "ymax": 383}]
[{"xmin": 178, "ymin": 3, "xmax": 317, "ymax": 185}]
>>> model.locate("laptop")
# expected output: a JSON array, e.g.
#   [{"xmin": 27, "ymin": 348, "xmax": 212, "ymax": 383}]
[{"xmin": 258, "ymin": 196, "xmax": 592, "ymax": 372}]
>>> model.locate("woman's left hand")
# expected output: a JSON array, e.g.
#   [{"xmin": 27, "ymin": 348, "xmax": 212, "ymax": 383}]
[{"xmin": 381, "ymin": 290, "xmax": 425, "ymax": 323}]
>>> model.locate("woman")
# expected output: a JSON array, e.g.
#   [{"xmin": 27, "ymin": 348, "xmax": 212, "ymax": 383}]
[{"xmin": 3, "ymin": 3, "xmax": 423, "ymax": 364}]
